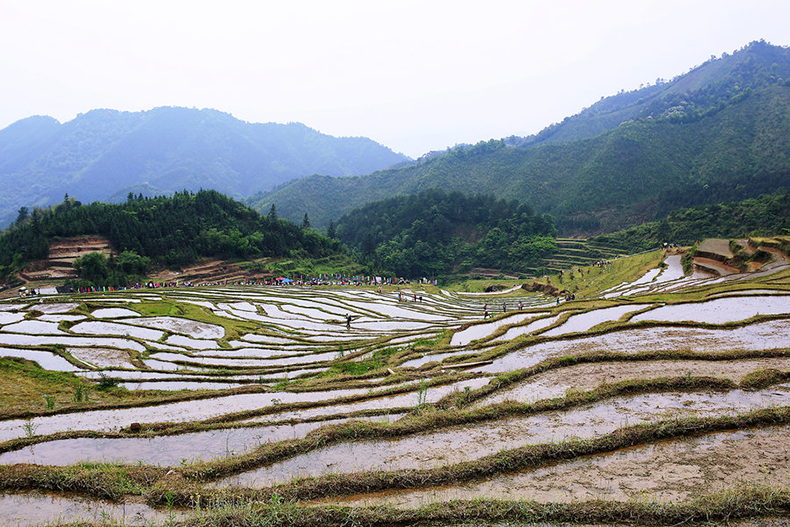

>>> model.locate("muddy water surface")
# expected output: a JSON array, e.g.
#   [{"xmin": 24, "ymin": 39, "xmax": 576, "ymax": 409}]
[
  {"xmin": 220, "ymin": 386, "xmax": 790, "ymax": 487},
  {"xmin": 0, "ymin": 312, "xmax": 26, "ymax": 325},
  {"xmin": 631, "ymin": 296, "xmax": 790, "ymax": 324},
  {"xmin": 478, "ymin": 320, "xmax": 790, "ymax": 373},
  {"xmin": 67, "ymin": 347, "xmax": 134, "ymax": 369},
  {"xmin": 91, "ymin": 308, "xmax": 140, "ymax": 318},
  {"xmin": 541, "ymin": 304, "xmax": 651, "ymax": 337},
  {"xmin": 400, "ymin": 348, "xmax": 486, "ymax": 368},
  {"xmin": 451, "ymin": 313, "xmax": 540, "ymax": 346},
  {"xmin": 69, "ymin": 320, "xmax": 164, "ymax": 340},
  {"xmin": 0, "ymin": 491, "xmax": 173, "ymax": 526},
  {"xmin": 240, "ymin": 377, "xmax": 491, "ymax": 425},
  {"xmin": 328, "ymin": 425, "xmax": 790, "ymax": 508},
  {"xmin": 0, "ymin": 333, "xmax": 145, "ymax": 353},
  {"xmin": 26, "ymin": 303, "xmax": 79, "ymax": 313},
  {"xmin": 119, "ymin": 380, "xmax": 248, "ymax": 390},
  {"xmin": 479, "ymin": 357, "xmax": 790, "ymax": 405},
  {"xmin": 0, "ymin": 415, "xmax": 405, "ymax": 466},
  {"xmin": 130, "ymin": 316, "xmax": 225, "ymax": 339},
  {"xmin": 2, "ymin": 320, "xmax": 66, "ymax": 335},
  {"xmin": 0, "ymin": 386, "xmax": 380, "ymax": 442},
  {"xmin": 492, "ymin": 314, "xmax": 563, "ymax": 342},
  {"xmin": 0, "ymin": 348, "xmax": 84, "ymax": 371}
]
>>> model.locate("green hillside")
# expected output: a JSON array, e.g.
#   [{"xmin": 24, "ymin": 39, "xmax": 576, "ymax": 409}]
[
  {"xmin": 541, "ymin": 238, "xmax": 628, "ymax": 273},
  {"xmin": 249, "ymin": 41, "xmax": 790, "ymax": 236},
  {"xmin": 591, "ymin": 189, "xmax": 790, "ymax": 253},
  {"xmin": 0, "ymin": 190, "xmax": 344, "ymax": 284},
  {"xmin": 511, "ymin": 39, "xmax": 790, "ymax": 147},
  {"xmin": 335, "ymin": 189, "xmax": 556, "ymax": 277}
]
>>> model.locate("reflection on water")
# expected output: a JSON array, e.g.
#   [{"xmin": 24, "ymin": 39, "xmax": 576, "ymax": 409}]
[
  {"xmin": 479, "ymin": 319, "xmax": 790, "ymax": 373},
  {"xmin": 0, "ymin": 348, "xmax": 84, "ymax": 371},
  {"xmin": 542, "ymin": 304, "xmax": 651, "ymax": 337},
  {"xmin": 451, "ymin": 313, "xmax": 538, "ymax": 346},
  {"xmin": 220, "ymin": 385, "xmax": 790, "ymax": 487},
  {"xmin": 91, "ymin": 308, "xmax": 140, "ymax": 318},
  {"xmin": 0, "ymin": 491, "xmax": 173, "ymax": 526},
  {"xmin": 632, "ymin": 296, "xmax": 790, "ymax": 324},
  {"xmin": 0, "ymin": 386, "xmax": 376, "ymax": 442},
  {"xmin": 0, "ymin": 415, "xmax": 401, "ymax": 466},
  {"xmin": 325, "ymin": 426, "xmax": 790, "ymax": 509}
]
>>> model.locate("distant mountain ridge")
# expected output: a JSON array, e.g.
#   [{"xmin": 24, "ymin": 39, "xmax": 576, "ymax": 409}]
[
  {"xmin": 0, "ymin": 107, "xmax": 409, "ymax": 226},
  {"xmin": 249, "ymin": 40, "xmax": 790, "ymax": 235},
  {"xmin": 507, "ymin": 39, "xmax": 790, "ymax": 147}
]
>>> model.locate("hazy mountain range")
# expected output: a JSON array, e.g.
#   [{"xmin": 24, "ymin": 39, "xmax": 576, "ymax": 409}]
[
  {"xmin": 0, "ymin": 107, "xmax": 409, "ymax": 226},
  {"xmin": 249, "ymin": 40, "xmax": 790, "ymax": 235},
  {"xmin": 1, "ymin": 40, "xmax": 788, "ymax": 238}
]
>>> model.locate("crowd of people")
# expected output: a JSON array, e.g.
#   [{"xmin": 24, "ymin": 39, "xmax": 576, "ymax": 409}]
[{"xmin": 5, "ymin": 273, "xmax": 440, "ymax": 298}]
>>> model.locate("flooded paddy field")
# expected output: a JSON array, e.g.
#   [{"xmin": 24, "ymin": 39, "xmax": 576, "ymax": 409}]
[
  {"xmin": 0, "ymin": 491, "xmax": 174, "ymax": 526},
  {"xmin": 327, "ymin": 425, "xmax": 790, "ymax": 508},
  {"xmin": 0, "ymin": 414, "xmax": 405, "ymax": 467},
  {"xmin": 0, "ymin": 251, "xmax": 789, "ymax": 526},
  {"xmin": 479, "ymin": 357, "xmax": 790, "ymax": 404},
  {"xmin": 219, "ymin": 384, "xmax": 790, "ymax": 487},
  {"xmin": 476, "ymin": 319, "xmax": 790, "ymax": 374}
]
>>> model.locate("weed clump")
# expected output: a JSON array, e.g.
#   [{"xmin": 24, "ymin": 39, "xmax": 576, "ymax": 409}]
[{"xmin": 72, "ymin": 380, "xmax": 89, "ymax": 403}]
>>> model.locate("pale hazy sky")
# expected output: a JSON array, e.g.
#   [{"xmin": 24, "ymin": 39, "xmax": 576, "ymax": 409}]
[{"xmin": 1, "ymin": 0, "xmax": 788, "ymax": 158}]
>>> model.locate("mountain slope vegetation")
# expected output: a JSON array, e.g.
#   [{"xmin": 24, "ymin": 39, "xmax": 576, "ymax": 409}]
[
  {"xmin": 509, "ymin": 39, "xmax": 790, "ymax": 147},
  {"xmin": 0, "ymin": 190, "xmax": 344, "ymax": 282},
  {"xmin": 249, "ymin": 41, "xmax": 790, "ymax": 235},
  {"xmin": 336, "ymin": 189, "xmax": 557, "ymax": 277},
  {"xmin": 591, "ymin": 189, "xmax": 790, "ymax": 253},
  {"xmin": 0, "ymin": 107, "xmax": 408, "ymax": 226}
]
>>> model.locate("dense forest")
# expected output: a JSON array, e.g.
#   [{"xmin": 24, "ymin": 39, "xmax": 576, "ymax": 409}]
[
  {"xmin": 336, "ymin": 189, "xmax": 557, "ymax": 278},
  {"xmin": 250, "ymin": 41, "xmax": 790, "ymax": 235},
  {"xmin": 591, "ymin": 189, "xmax": 790, "ymax": 253},
  {"xmin": 0, "ymin": 190, "xmax": 343, "ymax": 285}
]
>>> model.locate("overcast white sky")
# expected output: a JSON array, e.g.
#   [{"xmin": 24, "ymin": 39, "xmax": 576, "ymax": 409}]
[{"xmin": 1, "ymin": 0, "xmax": 788, "ymax": 158}]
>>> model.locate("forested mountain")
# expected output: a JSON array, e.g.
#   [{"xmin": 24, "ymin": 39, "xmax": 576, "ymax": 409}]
[
  {"xmin": 591, "ymin": 189, "xmax": 790, "ymax": 253},
  {"xmin": 249, "ymin": 41, "xmax": 790, "ymax": 235},
  {"xmin": 0, "ymin": 107, "xmax": 408, "ymax": 226},
  {"xmin": 336, "ymin": 189, "xmax": 557, "ymax": 277},
  {"xmin": 0, "ymin": 190, "xmax": 343, "ymax": 281},
  {"xmin": 507, "ymin": 39, "xmax": 790, "ymax": 147}
]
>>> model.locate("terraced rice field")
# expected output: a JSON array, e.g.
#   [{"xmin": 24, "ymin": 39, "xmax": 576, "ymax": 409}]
[{"xmin": 1, "ymin": 249, "xmax": 790, "ymax": 526}]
